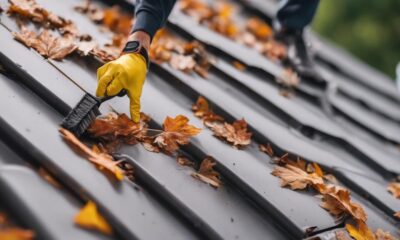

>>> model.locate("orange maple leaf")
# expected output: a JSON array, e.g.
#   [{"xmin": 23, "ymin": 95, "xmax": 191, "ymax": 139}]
[
  {"xmin": 75, "ymin": 201, "xmax": 112, "ymax": 235},
  {"xmin": 154, "ymin": 115, "xmax": 201, "ymax": 154}
]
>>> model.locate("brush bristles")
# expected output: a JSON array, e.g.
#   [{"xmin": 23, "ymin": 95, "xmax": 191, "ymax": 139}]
[{"xmin": 61, "ymin": 94, "xmax": 101, "ymax": 137}]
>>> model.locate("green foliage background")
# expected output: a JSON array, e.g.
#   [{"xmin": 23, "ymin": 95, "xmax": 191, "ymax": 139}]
[{"xmin": 312, "ymin": 0, "xmax": 400, "ymax": 78}]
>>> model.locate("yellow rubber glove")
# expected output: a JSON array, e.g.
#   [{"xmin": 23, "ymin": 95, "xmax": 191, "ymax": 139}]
[{"xmin": 96, "ymin": 53, "xmax": 147, "ymax": 122}]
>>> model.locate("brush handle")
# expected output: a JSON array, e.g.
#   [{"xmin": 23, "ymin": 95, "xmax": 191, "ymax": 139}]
[{"xmin": 99, "ymin": 89, "xmax": 128, "ymax": 103}]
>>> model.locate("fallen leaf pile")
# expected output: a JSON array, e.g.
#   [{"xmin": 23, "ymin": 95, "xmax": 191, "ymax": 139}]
[
  {"xmin": 74, "ymin": 0, "xmax": 134, "ymax": 61},
  {"xmin": 75, "ymin": 201, "xmax": 112, "ymax": 235},
  {"xmin": 191, "ymin": 156, "xmax": 221, "ymax": 188},
  {"xmin": 60, "ymin": 128, "xmax": 125, "ymax": 181},
  {"xmin": 180, "ymin": 0, "xmax": 287, "ymax": 62},
  {"xmin": 87, "ymin": 112, "xmax": 147, "ymax": 149},
  {"xmin": 87, "ymin": 112, "xmax": 201, "ymax": 155},
  {"xmin": 8, "ymin": 0, "xmax": 131, "ymax": 62},
  {"xmin": 150, "ymin": 30, "xmax": 213, "ymax": 78},
  {"xmin": 7, "ymin": 0, "xmax": 76, "ymax": 34},
  {"xmin": 192, "ymin": 96, "xmax": 252, "ymax": 148},
  {"xmin": 0, "ymin": 213, "xmax": 35, "ymax": 240},
  {"xmin": 74, "ymin": 1, "xmax": 132, "ymax": 35},
  {"xmin": 13, "ymin": 27, "xmax": 77, "ymax": 60},
  {"xmin": 264, "ymin": 148, "xmax": 397, "ymax": 238}
]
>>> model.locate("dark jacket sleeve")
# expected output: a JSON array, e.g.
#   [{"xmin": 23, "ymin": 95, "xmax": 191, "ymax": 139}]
[{"xmin": 132, "ymin": 0, "xmax": 177, "ymax": 39}]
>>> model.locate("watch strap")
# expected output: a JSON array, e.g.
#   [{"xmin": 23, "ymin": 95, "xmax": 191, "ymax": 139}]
[{"xmin": 122, "ymin": 41, "xmax": 150, "ymax": 69}]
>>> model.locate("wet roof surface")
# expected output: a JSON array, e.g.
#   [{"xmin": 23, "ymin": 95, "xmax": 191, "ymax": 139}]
[{"xmin": 0, "ymin": 0, "xmax": 399, "ymax": 239}]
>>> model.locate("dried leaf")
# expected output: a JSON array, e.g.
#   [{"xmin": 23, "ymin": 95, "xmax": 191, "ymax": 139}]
[
  {"xmin": 75, "ymin": 201, "xmax": 112, "ymax": 235},
  {"xmin": 191, "ymin": 156, "xmax": 221, "ymax": 188},
  {"xmin": 393, "ymin": 211, "xmax": 400, "ymax": 219},
  {"xmin": 60, "ymin": 128, "xmax": 125, "ymax": 180},
  {"xmin": 12, "ymin": 25, "xmax": 36, "ymax": 47},
  {"xmin": 259, "ymin": 143, "xmax": 274, "ymax": 157},
  {"xmin": 271, "ymin": 164, "xmax": 324, "ymax": 190},
  {"xmin": 232, "ymin": 61, "xmax": 246, "ymax": 71},
  {"xmin": 387, "ymin": 182, "xmax": 400, "ymax": 199},
  {"xmin": 0, "ymin": 213, "xmax": 34, "ymax": 240},
  {"xmin": 192, "ymin": 96, "xmax": 224, "ymax": 124},
  {"xmin": 154, "ymin": 115, "xmax": 201, "ymax": 154},
  {"xmin": 87, "ymin": 112, "xmax": 145, "ymax": 145},
  {"xmin": 38, "ymin": 167, "xmax": 61, "ymax": 188},
  {"xmin": 278, "ymin": 68, "xmax": 300, "ymax": 88},
  {"xmin": 375, "ymin": 229, "xmax": 397, "ymax": 240},
  {"xmin": 177, "ymin": 155, "xmax": 194, "ymax": 167},
  {"xmin": 246, "ymin": 17, "xmax": 272, "ymax": 40},
  {"xmin": 76, "ymin": 39, "xmax": 98, "ymax": 56},
  {"xmin": 335, "ymin": 230, "xmax": 352, "ymax": 240},
  {"xmin": 320, "ymin": 185, "xmax": 367, "ymax": 222},
  {"xmin": 0, "ymin": 228, "xmax": 35, "ymax": 240},
  {"xmin": 8, "ymin": 0, "xmax": 71, "ymax": 30},
  {"xmin": 210, "ymin": 119, "xmax": 252, "ymax": 147},
  {"xmin": 345, "ymin": 221, "xmax": 375, "ymax": 240},
  {"xmin": 324, "ymin": 174, "xmax": 338, "ymax": 184}
]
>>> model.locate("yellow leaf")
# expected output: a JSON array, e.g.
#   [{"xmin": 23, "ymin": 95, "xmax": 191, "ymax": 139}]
[
  {"xmin": 75, "ymin": 201, "xmax": 112, "ymax": 235},
  {"xmin": 345, "ymin": 221, "xmax": 375, "ymax": 240}
]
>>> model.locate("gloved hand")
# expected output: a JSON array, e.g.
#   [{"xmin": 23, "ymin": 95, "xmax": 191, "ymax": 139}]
[{"xmin": 96, "ymin": 53, "xmax": 147, "ymax": 122}]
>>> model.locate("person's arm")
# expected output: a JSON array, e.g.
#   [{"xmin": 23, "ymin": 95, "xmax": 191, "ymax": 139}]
[{"xmin": 132, "ymin": 0, "xmax": 177, "ymax": 41}]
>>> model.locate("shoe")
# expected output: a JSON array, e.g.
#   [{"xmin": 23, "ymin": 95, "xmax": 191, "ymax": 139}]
[{"xmin": 275, "ymin": 27, "xmax": 325, "ymax": 87}]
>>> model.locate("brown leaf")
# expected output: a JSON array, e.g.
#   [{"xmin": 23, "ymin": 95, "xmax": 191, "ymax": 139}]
[
  {"xmin": 319, "ymin": 185, "xmax": 367, "ymax": 222},
  {"xmin": 210, "ymin": 119, "xmax": 252, "ymax": 148},
  {"xmin": 0, "ymin": 213, "xmax": 34, "ymax": 240},
  {"xmin": 0, "ymin": 228, "xmax": 35, "ymax": 240},
  {"xmin": 177, "ymin": 155, "xmax": 194, "ymax": 167},
  {"xmin": 76, "ymin": 39, "xmax": 98, "ymax": 56},
  {"xmin": 387, "ymin": 182, "xmax": 400, "ymax": 199},
  {"xmin": 335, "ymin": 230, "xmax": 352, "ymax": 240},
  {"xmin": 393, "ymin": 211, "xmax": 400, "ymax": 219},
  {"xmin": 59, "ymin": 128, "xmax": 125, "ymax": 180},
  {"xmin": 40, "ymin": 31, "xmax": 76, "ymax": 60},
  {"xmin": 271, "ymin": 164, "xmax": 324, "ymax": 190},
  {"xmin": 154, "ymin": 115, "xmax": 201, "ymax": 154},
  {"xmin": 232, "ymin": 61, "xmax": 246, "ymax": 71},
  {"xmin": 191, "ymin": 156, "xmax": 221, "ymax": 188},
  {"xmin": 87, "ymin": 112, "xmax": 145, "ymax": 145},
  {"xmin": 278, "ymin": 68, "xmax": 300, "ymax": 88},
  {"xmin": 375, "ymin": 229, "xmax": 397, "ymax": 240},
  {"xmin": 75, "ymin": 201, "xmax": 112, "ymax": 235},
  {"xmin": 12, "ymin": 25, "xmax": 36, "ymax": 47},
  {"xmin": 192, "ymin": 96, "xmax": 224, "ymax": 123},
  {"xmin": 259, "ymin": 143, "xmax": 274, "ymax": 157},
  {"xmin": 8, "ymin": 0, "xmax": 71, "ymax": 30},
  {"xmin": 38, "ymin": 167, "xmax": 61, "ymax": 188}
]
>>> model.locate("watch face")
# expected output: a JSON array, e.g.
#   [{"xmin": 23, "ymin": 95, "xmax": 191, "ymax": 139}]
[{"xmin": 126, "ymin": 41, "xmax": 140, "ymax": 51}]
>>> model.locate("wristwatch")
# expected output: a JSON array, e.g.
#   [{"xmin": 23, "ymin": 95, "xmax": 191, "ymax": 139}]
[{"xmin": 122, "ymin": 40, "xmax": 150, "ymax": 69}]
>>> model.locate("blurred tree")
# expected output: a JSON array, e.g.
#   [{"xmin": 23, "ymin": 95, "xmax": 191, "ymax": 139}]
[{"xmin": 312, "ymin": 0, "xmax": 400, "ymax": 79}]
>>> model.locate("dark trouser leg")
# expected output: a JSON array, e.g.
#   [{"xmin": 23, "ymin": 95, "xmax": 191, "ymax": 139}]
[
  {"xmin": 277, "ymin": 0, "xmax": 320, "ymax": 31},
  {"xmin": 275, "ymin": 0, "xmax": 324, "ymax": 85}
]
